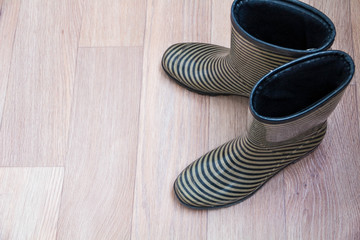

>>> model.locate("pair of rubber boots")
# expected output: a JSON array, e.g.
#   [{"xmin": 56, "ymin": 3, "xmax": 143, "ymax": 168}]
[{"xmin": 162, "ymin": 0, "xmax": 355, "ymax": 209}]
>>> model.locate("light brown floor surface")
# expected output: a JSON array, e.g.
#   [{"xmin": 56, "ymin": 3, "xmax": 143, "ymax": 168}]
[{"xmin": 0, "ymin": 0, "xmax": 359, "ymax": 239}]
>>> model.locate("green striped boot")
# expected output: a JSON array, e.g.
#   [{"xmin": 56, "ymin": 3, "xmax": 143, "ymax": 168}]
[
  {"xmin": 174, "ymin": 51, "xmax": 355, "ymax": 209},
  {"xmin": 162, "ymin": 0, "xmax": 335, "ymax": 96}
]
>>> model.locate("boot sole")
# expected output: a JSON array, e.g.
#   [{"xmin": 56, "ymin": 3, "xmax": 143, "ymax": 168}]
[{"xmin": 173, "ymin": 144, "xmax": 320, "ymax": 210}]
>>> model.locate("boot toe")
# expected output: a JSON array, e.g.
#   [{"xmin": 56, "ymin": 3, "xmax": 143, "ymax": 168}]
[
  {"xmin": 161, "ymin": 43, "xmax": 191, "ymax": 81},
  {"xmin": 162, "ymin": 42, "xmax": 230, "ymax": 95},
  {"xmin": 173, "ymin": 160, "xmax": 236, "ymax": 209},
  {"xmin": 174, "ymin": 168, "xmax": 217, "ymax": 209}
]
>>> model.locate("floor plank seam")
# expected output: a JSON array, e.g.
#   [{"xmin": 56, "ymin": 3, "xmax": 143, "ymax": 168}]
[
  {"xmin": 282, "ymin": 171, "xmax": 288, "ymax": 240},
  {"xmin": 130, "ymin": 0, "xmax": 152, "ymax": 237},
  {"xmin": 352, "ymin": 85, "xmax": 360, "ymax": 140},
  {"xmin": 78, "ymin": 46, "xmax": 145, "ymax": 49},
  {"xmin": 129, "ymin": 45, "xmax": 146, "ymax": 240},
  {"xmin": 56, "ymin": 1, "xmax": 85, "ymax": 238},
  {"xmin": 54, "ymin": 167, "xmax": 66, "ymax": 240}
]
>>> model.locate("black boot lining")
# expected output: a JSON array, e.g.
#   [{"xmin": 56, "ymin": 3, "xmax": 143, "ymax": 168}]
[
  {"xmin": 234, "ymin": 0, "xmax": 333, "ymax": 50},
  {"xmin": 252, "ymin": 53, "xmax": 353, "ymax": 119}
]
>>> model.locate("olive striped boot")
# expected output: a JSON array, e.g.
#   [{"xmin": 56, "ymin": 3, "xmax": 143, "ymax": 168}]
[
  {"xmin": 174, "ymin": 51, "xmax": 355, "ymax": 209},
  {"xmin": 162, "ymin": 0, "xmax": 335, "ymax": 96}
]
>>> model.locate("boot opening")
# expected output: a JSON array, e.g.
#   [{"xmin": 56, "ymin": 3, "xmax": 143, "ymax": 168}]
[
  {"xmin": 252, "ymin": 53, "xmax": 354, "ymax": 119},
  {"xmin": 233, "ymin": 0, "xmax": 333, "ymax": 50}
]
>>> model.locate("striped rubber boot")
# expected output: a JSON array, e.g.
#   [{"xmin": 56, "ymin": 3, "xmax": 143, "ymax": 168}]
[
  {"xmin": 174, "ymin": 51, "xmax": 355, "ymax": 209},
  {"xmin": 162, "ymin": 0, "xmax": 335, "ymax": 96}
]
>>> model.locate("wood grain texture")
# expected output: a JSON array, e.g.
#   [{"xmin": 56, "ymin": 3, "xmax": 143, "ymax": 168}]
[
  {"xmin": 56, "ymin": 47, "xmax": 143, "ymax": 240},
  {"xmin": 79, "ymin": 0, "xmax": 146, "ymax": 47},
  {"xmin": 131, "ymin": 0, "xmax": 211, "ymax": 239},
  {"xmin": 284, "ymin": 86, "xmax": 360, "ymax": 240},
  {"xmin": 210, "ymin": 0, "xmax": 232, "ymax": 47},
  {"xmin": 350, "ymin": 0, "xmax": 360, "ymax": 71},
  {"xmin": 351, "ymin": 0, "xmax": 360, "ymax": 131},
  {"xmin": 0, "ymin": 0, "xmax": 359, "ymax": 238},
  {"xmin": 0, "ymin": 0, "xmax": 83, "ymax": 166},
  {"xmin": 0, "ymin": 167, "xmax": 64, "ymax": 240},
  {"xmin": 0, "ymin": 0, "xmax": 21, "ymax": 120}
]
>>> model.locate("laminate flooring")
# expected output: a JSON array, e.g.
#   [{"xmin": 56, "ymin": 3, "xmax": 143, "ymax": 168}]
[{"xmin": 0, "ymin": 0, "xmax": 359, "ymax": 239}]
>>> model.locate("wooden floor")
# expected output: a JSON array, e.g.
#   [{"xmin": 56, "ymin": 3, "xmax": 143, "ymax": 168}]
[{"xmin": 0, "ymin": 0, "xmax": 359, "ymax": 239}]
